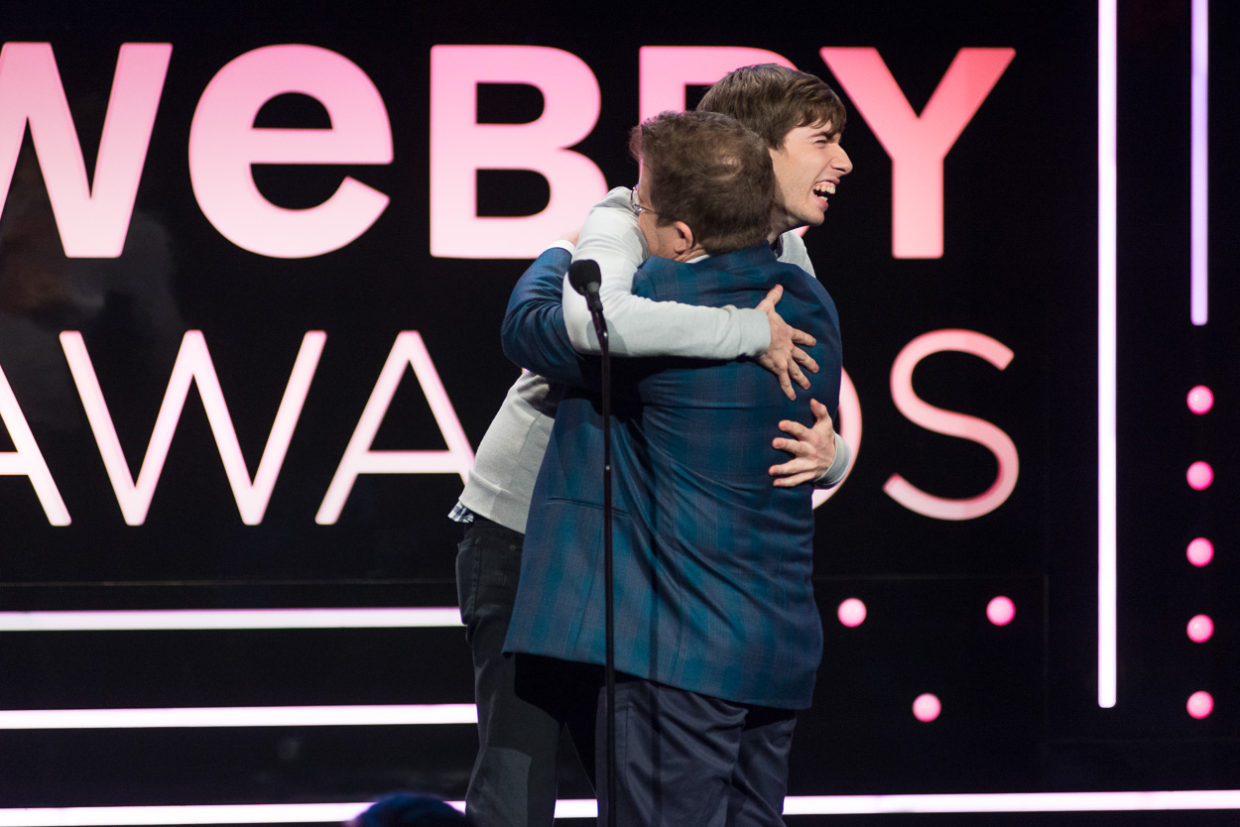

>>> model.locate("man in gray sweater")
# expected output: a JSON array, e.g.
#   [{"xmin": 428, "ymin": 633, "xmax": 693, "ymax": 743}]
[{"xmin": 451, "ymin": 64, "xmax": 853, "ymax": 826}]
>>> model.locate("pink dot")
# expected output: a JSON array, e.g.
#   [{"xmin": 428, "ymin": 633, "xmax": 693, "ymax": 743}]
[
  {"xmin": 1187, "ymin": 461, "xmax": 1214, "ymax": 490},
  {"xmin": 912, "ymin": 693, "xmax": 941, "ymax": 722},
  {"xmin": 1187, "ymin": 691, "xmax": 1214, "ymax": 719},
  {"xmin": 837, "ymin": 598, "xmax": 867, "ymax": 627},
  {"xmin": 1187, "ymin": 537, "xmax": 1215, "ymax": 567},
  {"xmin": 1187, "ymin": 614, "xmax": 1214, "ymax": 643},
  {"xmin": 1187, "ymin": 385, "xmax": 1214, "ymax": 415},
  {"xmin": 986, "ymin": 596, "xmax": 1016, "ymax": 626}
]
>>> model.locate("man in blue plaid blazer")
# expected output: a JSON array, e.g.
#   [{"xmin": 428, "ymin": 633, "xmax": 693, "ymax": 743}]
[{"xmin": 501, "ymin": 111, "xmax": 842, "ymax": 825}]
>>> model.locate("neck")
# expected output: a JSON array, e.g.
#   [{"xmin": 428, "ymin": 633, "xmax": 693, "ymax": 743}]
[
  {"xmin": 767, "ymin": 207, "xmax": 800, "ymax": 242},
  {"xmin": 672, "ymin": 243, "xmax": 708, "ymax": 262}
]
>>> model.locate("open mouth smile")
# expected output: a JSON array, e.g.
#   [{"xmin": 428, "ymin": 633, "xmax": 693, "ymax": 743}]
[{"xmin": 812, "ymin": 182, "xmax": 837, "ymax": 200}]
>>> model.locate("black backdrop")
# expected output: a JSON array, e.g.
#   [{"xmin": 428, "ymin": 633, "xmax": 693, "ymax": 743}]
[{"xmin": 1, "ymin": 0, "xmax": 1237, "ymax": 823}]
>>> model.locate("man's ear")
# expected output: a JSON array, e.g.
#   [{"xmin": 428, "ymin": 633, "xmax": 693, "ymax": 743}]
[{"xmin": 671, "ymin": 220, "xmax": 695, "ymax": 255}]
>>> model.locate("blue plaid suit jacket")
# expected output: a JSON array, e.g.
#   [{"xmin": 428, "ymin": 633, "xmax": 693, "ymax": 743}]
[{"xmin": 501, "ymin": 242, "xmax": 841, "ymax": 709}]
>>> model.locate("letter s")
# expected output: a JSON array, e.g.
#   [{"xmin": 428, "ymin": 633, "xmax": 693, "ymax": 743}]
[{"xmin": 884, "ymin": 329, "xmax": 1018, "ymax": 520}]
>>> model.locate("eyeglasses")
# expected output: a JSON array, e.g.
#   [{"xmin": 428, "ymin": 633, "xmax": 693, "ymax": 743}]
[{"xmin": 630, "ymin": 185, "xmax": 658, "ymax": 217}]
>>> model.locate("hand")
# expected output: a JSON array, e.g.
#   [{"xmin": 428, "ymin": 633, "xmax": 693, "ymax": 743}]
[
  {"xmin": 559, "ymin": 227, "xmax": 581, "ymax": 246},
  {"xmin": 754, "ymin": 284, "xmax": 818, "ymax": 401},
  {"xmin": 769, "ymin": 399, "xmax": 836, "ymax": 487}
]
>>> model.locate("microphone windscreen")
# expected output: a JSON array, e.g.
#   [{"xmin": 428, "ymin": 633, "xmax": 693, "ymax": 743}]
[{"xmin": 568, "ymin": 259, "xmax": 602, "ymax": 296}]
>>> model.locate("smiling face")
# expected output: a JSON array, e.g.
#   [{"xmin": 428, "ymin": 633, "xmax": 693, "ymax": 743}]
[{"xmin": 768, "ymin": 119, "xmax": 852, "ymax": 235}]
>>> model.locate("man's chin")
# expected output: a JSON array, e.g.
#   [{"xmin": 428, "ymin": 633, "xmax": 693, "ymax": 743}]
[{"xmin": 772, "ymin": 207, "xmax": 823, "ymax": 235}]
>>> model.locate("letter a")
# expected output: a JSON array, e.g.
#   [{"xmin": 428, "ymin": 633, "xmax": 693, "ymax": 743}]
[
  {"xmin": 0, "ymin": 362, "xmax": 70, "ymax": 525},
  {"xmin": 317, "ymin": 332, "xmax": 474, "ymax": 524}
]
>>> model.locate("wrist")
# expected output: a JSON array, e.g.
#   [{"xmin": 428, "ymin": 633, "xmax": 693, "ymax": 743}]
[{"xmin": 738, "ymin": 308, "xmax": 771, "ymax": 356}]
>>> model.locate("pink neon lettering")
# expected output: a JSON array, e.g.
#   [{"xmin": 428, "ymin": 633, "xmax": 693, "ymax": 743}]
[
  {"xmin": 820, "ymin": 48, "xmax": 1015, "ymax": 258},
  {"xmin": 884, "ymin": 330, "xmax": 1018, "ymax": 520},
  {"xmin": 428, "ymin": 46, "xmax": 605, "ymax": 259},
  {"xmin": 60, "ymin": 330, "xmax": 325, "ymax": 525},
  {"xmin": 188, "ymin": 45, "xmax": 392, "ymax": 259},
  {"xmin": 0, "ymin": 362, "xmax": 71, "ymax": 525},
  {"xmin": 638, "ymin": 47, "xmax": 795, "ymax": 122},
  {"xmin": 0, "ymin": 42, "xmax": 170, "ymax": 257},
  {"xmin": 317, "ymin": 332, "xmax": 474, "ymax": 524}
]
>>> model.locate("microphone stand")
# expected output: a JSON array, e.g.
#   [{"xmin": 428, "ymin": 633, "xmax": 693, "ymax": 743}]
[
  {"xmin": 569, "ymin": 259, "xmax": 616, "ymax": 825},
  {"xmin": 588, "ymin": 303, "xmax": 616, "ymax": 827}
]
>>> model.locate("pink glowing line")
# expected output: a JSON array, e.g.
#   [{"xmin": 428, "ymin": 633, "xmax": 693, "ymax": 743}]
[
  {"xmin": 781, "ymin": 791, "xmax": 1240, "ymax": 815},
  {"xmin": 1191, "ymin": 0, "xmax": 1208, "ymax": 325},
  {"xmin": 1097, "ymin": 0, "xmax": 1118, "ymax": 710},
  {"xmin": 0, "ymin": 704, "xmax": 477, "ymax": 729},
  {"xmin": 6, "ymin": 793, "xmax": 1240, "ymax": 824},
  {"xmin": 0, "ymin": 607, "xmax": 462, "ymax": 632},
  {"xmin": 0, "ymin": 804, "xmax": 374, "ymax": 826}
]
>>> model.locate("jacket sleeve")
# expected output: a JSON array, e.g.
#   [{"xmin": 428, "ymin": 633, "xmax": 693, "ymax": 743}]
[{"xmin": 501, "ymin": 245, "xmax": 594, "ymax": 389}]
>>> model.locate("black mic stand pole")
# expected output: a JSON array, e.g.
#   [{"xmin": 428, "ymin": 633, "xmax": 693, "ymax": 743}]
[
  {"xmin": 569, "ymin": 259, "xmax": 616, "ymax": 826},
  {"xmin": 590, "ymin": 305, "xmax": 616, "ymax": 827}
]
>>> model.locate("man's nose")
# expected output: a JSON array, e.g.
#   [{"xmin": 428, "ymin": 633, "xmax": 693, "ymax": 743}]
[{"xmin": 834, "ymin": 145, "xmax": 854, "ymax": 175}]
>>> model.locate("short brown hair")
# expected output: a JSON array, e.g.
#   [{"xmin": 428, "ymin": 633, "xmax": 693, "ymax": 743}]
[
  {"xmin": 697, "ymin": 64, "xmax": 847, "ymax": 149},
  {"xmin": 629, "ymin": 111, "xmax": 774, "ymax": 255}
]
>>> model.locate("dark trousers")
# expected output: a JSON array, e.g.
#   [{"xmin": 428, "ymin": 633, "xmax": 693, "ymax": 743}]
[
  {"xmin": 456, "ymin": 516, "xmax": 567, "ymax": 826},
  {"xmin": 596, "ymin": 677, "xmax": 797, "ymax": 827}
]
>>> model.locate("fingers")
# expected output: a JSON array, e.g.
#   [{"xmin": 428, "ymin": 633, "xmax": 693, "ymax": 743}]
[
  {"xmin": 757, "ymin": 284, "xmax": 783, "ymax": 313},
  {"xmin": 778, "ymin": 371, "xmax": 796, "ymax": 401},
  {"xmin": 775, "ymin": 421, "xmax": 815, "ymax": 441},
  {"xmin": 787, "ymin": 363, "xmax": 810, "ymax": 391},
  {"xmin": 772, "ymin": 436, "xmax": 809, "ymax": 455},
  {"xmin": 771, "ymin": 471, "xmax": 817, "ymax": 487},
  {"xmin": 771, "ymin": 400, "xmax": 837, "ymax": 487},
  {"xmin": 769, "ymin": 461, "xmax": 817, "ymax": 487},
  {"xmin": 789, "ymin": 326, "xmax": 816, "ymax": 347},
  {"xmin": 756, "ymin": 353, "xmax": 797, "ymax": 400},
  {"xmin": 790, "ymin": 347, "xmax": 819, "ymax": 374}
]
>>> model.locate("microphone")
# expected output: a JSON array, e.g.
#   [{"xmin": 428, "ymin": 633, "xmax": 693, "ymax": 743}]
[
  {"xmin": 568, "ymin": 259, "xmax": 603, "ymax": 315},
  {"xmin": 567, "ymin": 258, "xmax": 607, "ymax": 348}
]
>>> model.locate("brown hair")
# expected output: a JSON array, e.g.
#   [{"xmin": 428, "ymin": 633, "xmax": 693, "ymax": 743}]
[
  {"xmin": 629, "ymin": 111, "xmax": 774, "ymax": 255},
  {"xmin": 697, "ymin": 64, "xmax": 846, "ymax": 149}
]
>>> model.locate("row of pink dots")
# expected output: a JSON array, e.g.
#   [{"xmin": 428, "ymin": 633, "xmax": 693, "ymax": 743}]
[
  {"xmin": 834, "ymin": 595, "xmax": 1016, "ymax": 723},
  {"xmin": 1185, "ymin": 385, "xmax": 1215, "ymax": 720}
]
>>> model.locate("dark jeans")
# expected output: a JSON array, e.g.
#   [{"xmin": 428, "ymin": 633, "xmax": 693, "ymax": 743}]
[
  {"xmin": 596, "ymin": 677, "xmax": 797, "ymax": 827},
  {"xmin": 456, "ymin": 516, "xmax": 588, "ymax": 826}
]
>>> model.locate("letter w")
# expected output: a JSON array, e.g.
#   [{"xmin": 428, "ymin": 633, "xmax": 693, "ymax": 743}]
[
  {"xmin": 0, "ymin": 43, "xmax": 170, "ymax": 257},
  {"xmin": 60, "ymin": 331, "xmax": 325, "ymax": 525}
]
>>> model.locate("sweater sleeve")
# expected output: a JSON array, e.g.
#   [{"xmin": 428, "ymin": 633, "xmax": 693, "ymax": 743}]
[{"xmin": 562, "ymin": 187, "xmax": 770, "ymax": 358}]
